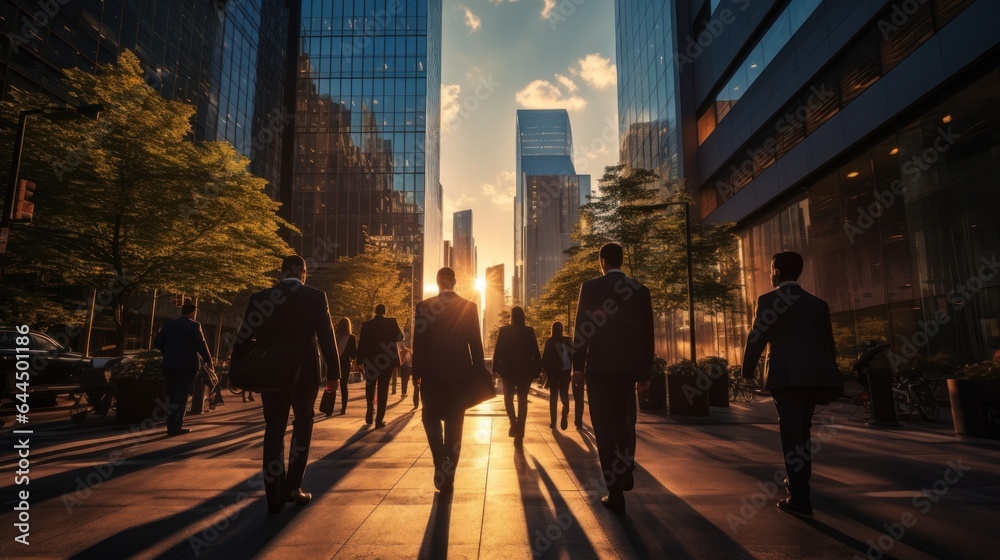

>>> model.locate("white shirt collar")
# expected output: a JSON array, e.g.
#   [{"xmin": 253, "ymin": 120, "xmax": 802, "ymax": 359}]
[
  {"xmin": 281, "ymin": 277, "xmax": 302, "ymax": 284},
  {"xmin": 440, "ymin": 289, "xmax": 456, "ymax": 294},
  {"xmin": 777, "ymin": 280, "xmax": 799, "ymax": 288},
  {"xmin": 604, "ymin": 268, "xmax": 624, "ymax": 275}
]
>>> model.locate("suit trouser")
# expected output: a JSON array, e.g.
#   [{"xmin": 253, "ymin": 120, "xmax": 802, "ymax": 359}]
[
  {"xmin": 770, "ymin": 388, "xmax": 819, "ymax": 505},
  {"xmin": 422, "ymin": 404, "xmax": 465, "ymax": 481},
  {"xmin": 365, "ymin": 368, "xmax": 393, "ymax": 423},
  {"xmin": 503, "ymin": 378, "xmax": 531, "ymax": 437},
  {"xmin": 261, "ymin": 379, "xmax": 319, "ymax": 508},
  {"xmin": 572, "ymin": 377, "xmax": 586, "ymax": 425},
  {"xmin": 587, "ymin": 374, "xmax": 637, "ymax": 495},
  {"xmin": 331, "ymin": 370, "xmax": 349, "ymax": 412},
  {"xmin": 548, "ymin": 370, "xmax": 570, "ymax": 426},
  {"xmin": 163, "ymin": 367, "xmax": 198, "ymax": 432}
]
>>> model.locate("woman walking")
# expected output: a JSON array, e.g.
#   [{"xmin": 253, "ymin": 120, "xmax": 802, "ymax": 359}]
[
  {"xmin": 492, "ymin": 307, "xmax": 541, "ymax": 446},
  {"xmin": 542, "ymin": 321, "xmax": 573, "ymax": 430},
  {"xmin": 334, "ymin": 318, "xmax": 357, "ymax": 415}
]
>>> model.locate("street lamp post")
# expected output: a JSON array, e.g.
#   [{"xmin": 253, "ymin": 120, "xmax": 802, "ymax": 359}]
[
  {"xmin": 636, "ymin": 201, "xmax": 696, "ymax": 362},
  {"xmin": 0, "ymin": 103, "xmax": 103, "ymax": 274}
]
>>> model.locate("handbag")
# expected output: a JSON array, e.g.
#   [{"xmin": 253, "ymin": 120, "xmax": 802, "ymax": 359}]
[
  {"xmin": 229, "ymin": 286, "xmax": 303, "ymax": 393},
  {"xmin": 319, "ymin": 387, "xmax": 335, "ymax": 416},
  {"xmin": 465, "ymin": 365, "xmax": 497, "ymax": 409}
]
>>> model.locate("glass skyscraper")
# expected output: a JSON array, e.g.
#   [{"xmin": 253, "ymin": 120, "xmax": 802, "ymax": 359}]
[
  {"xmin": 291, "ymin": 0, "xmax": 442, "ymax": 300},
  {"xmin": 514, "ymin": 109, "xmax": 589, "ymax": 306}
]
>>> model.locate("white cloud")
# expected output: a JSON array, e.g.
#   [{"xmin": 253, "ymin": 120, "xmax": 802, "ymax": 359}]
[
  {"xmin": 489, "ymin": 0, "xmax": 519, "ymax": 4},
  {"xmin": 461, "ymin": 6, "xmax": 482, "ymax": 32},
  {"xmin": 481, "ymin": 171, "xmax": 516, "ymax": 206},
  {"xmin": 555, "ymin": 73, "xmax": 578, "ymax": 93},
  {"xmin": 515, "ymin": 79, "xmax": 587, "ymax": 111},
  {"xmin": 541, "ymin": 0, "xmax": 557, "ymax": 19},
  {"xmin": 441, "ymin": 83, "xmax": 462, "ymax": 131},
  {"xmin": 574, "ymin": 53, "xmax": 617, "ymax": 90}
]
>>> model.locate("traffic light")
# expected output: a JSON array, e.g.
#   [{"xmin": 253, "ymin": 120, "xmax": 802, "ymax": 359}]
[{"xmin": 12, "ymin": 180, "xmax": 35, "ymax": 222}]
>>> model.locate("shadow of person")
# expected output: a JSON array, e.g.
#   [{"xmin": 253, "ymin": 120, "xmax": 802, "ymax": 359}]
[
  {"xmin": 417, "ymin": 490, "xmax": 454, "ymax": 559},
  {"xmin": 551, "ymin": 428, "xmax": 753, "ymax": 559}
]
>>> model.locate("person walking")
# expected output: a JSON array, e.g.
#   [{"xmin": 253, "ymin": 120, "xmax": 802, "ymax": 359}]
[
  {"xmin": 573, "ymin": 243, "xmax": 655, "ymax": 514},
  {"xmin": 334, "ymin": 318, "xmax": 357, "ymax": 415},
  {"xmin": 542, "ymin": 321, "xmax": 573, "ymax": 431},
  {"xmin": 357, "ymin": 304, "xmax": 403, "ymax": 428},
  {"xmin": 492, "ymin": 307, "xmax": 541, "ymax": 446},
  {"xmin": 413, "ymin": 267, "xmax": 484, "ymax": 492},
  {"xmin": 153, "ymin": 302, "xmax": 214, "ymax": 436},
  {"xmin": 399, "ymin": 345, "xmax": 417, "ymax": 404},
  {"xmin": 231, "ymin": 255, "xmax": 340, "ymax": 515},
  {"xmin": 741, "ymin": 251, "xmax": 843, "ymax": 519}
]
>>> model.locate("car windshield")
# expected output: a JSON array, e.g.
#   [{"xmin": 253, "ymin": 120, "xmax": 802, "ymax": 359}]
[{"xmin": 32, "ymin": 334, "xmax": 62, "ymax": 352}]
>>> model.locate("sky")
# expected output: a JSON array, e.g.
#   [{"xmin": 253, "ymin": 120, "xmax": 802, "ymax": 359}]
[{"xmin": 439, "ymin": 0, "xmax": 620, "ymax": 290}]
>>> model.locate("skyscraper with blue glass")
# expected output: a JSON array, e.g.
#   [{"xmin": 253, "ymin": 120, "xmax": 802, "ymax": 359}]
[
  {"xmin": 514, "ymin": 109, "xmax": 589, "ymax": 306},
  {"xmin": 291, "ymin": 0, "xmax": 443, "ymax": 301}
]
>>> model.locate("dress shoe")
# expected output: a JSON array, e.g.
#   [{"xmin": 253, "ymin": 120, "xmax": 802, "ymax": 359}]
[
  {"xmin": 365, "ymin": 411, "xmax": 373, "ymax": 425},
  {"xmin": 575, "ymin": 420, "xmax": 582, "ymax": 429},
  {"xmin": 375, "ymin": 421, "xmax": 386, "ymax": 429},
  {"xmin": 776, "ymin": 498, "xmax": 813, "ymax": 519},
  {"xmin": 339, "ymin": 410, "xmax": 347, "ymax": 415},
  {"xmin": 561, "ymin": 415, "xmax": 569, "ymax": 431},
  {"xmin": 439, "ymin": 481, "xmax": 454, "ymax": 493},
  {"xmin": 508, "ymin": 424, "xmax": 516, "ymax": 437},
  {"xmin": 267, "ymin": 503, "xmax": 284, "ymax": 515},
  {"xmin": 167, "ymin": 428, "xmax": 191, "ymax": 436},
  {"xmin": 283, "ymin": 489, "xmax": 312, "ymax": 506},
  {"xmin": 514, "ymin": 435, "xmax": 523, "ymax": 447},
  {"xmin": 601, "ymin": 494, "xmax": 626, "ymax": 514},
  {"xmin": 549, "ymin": 422, "xmax": 556, "ymax": 429}
]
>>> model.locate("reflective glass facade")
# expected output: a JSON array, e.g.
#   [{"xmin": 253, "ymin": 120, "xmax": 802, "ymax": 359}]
[
  {"xmin": 741, "ymin": 68, "xmax": 1000, "ymax": 368},
  {"xmin": 0, "ymin": 0, "xmax": 291, "ymax": 196},
  {"xmin": 614, "ymin": 0, "xmax": 681, "ymax": 182},
  {"xmin": 452, "ymin": 209, "xmax": 474, "ymax": 279},
  {"xmin": 514, "ymin": 110, "xmax": 588, "ymax": 306},
  {"xmin": 291, "ymin": 0, "xmax": 442, "ymax": 300}
]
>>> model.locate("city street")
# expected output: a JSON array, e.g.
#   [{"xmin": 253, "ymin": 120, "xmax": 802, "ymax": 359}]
[{"xmin": 1, "ymin": 383, "xmax": 998, "ymax": 559}]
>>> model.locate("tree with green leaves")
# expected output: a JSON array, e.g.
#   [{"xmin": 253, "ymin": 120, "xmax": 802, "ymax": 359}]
[
  {"xmin": 310, "ymin": 249, "xmax": 412, "ymax": 338},
  {"xmin": 1, "ymin": 51, "xmax": 293, "ymax": 353}
]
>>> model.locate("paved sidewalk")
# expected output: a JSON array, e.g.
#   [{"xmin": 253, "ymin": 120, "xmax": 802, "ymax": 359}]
[{"xmin": 1, "ymin": 385, "xmax": 998, "ymax": 559}]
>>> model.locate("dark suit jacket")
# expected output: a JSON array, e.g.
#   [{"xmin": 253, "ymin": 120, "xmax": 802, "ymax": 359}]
[
  {"xmin": 412, "ymin": 291, "xmax": 484, "ymax": 414},
  {"xmin": 741, "ymin": 283, "xmax": 842, "ymax": 391},
  {"xmin": 358, "ymin": 315, "xmax": 403, "ymax": 370},
  {"xmin": 542, "ymin": 336, "xmax": 573, "ymax": 377},
  {"xmin": 230, "ymin": 280, "xmax": 340, "ymax": 387},
  {"xmin": 154, "ymin": 316, "xmax": 212, "ymax": 370},
  {"xmin": 492, "ymin": 325, "xmax": 541, "ymax": 381},
  {"xmin": 572, "ymin": 271, "xmax": 655, "ymax": 381}
]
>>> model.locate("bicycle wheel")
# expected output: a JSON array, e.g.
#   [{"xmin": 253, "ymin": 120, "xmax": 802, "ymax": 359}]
[
  {"xmin": 728, "ymin": 380, "xmax": 738, "ymax": 402},
  {"xmin": 913, "ymin": 386, "xmax": 941, "ymax": 422},
  {"xmin": 742, "ymin": 384, "xmax": 754, "ymax": 402},
  {"xmin": 228, "ymin": 377, "xmax": 244, "ymax": 395},
  {"xmin": 69, "ymin": 393, "xmax": 92, "ymax": 423},
  {"xmin": 893, "ymin": 390, "xmax": 913, "ymax": 420}
]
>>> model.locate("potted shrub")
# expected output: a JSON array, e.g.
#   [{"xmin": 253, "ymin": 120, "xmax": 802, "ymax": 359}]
[
  {"xmin": 948, "ymin": 358, "xmax": 1000, "ymax": 440},
  {"xmin": 698, "ymin": 356, "xmax": 730, "ymax": 407},
  {"xmin": 667, "ymin": 359, "xmax": 709, "ymax": 417},
  {"xmin": 110, "ymin": 350, "xmax": 168, "ymax": 425},
  {"xmin": 638, "ymin": 357, "xmax": 667, "ymax": 411}
]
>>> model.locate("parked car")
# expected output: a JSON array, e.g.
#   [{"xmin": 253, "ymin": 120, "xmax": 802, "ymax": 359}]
[{"xmin": 0, "ymin": 327, "xmax": 109, "ymax": 403}]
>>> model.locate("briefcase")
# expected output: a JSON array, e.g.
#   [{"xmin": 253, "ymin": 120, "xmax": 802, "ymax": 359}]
[
  {"xmin": 319, "ymin": 387, "xmax": 335, "ymax": 416},
  {"xmin": 465, "ymin": 366, "xmax": 497, "ymax": 410}
]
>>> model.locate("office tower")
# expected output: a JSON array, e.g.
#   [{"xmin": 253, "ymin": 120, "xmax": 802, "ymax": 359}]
[
  {"xmin": 290, "ymin": 0, "xmax": 443, "ymax": 301},
  {"xmin": 484, "ymin": 263, "xmax": 505, "ymax": 353},
  {"xmin": 452, "ymin": 209, "xmax": 474, "ymax": 278},
  {"xmin": 514, "ymin": 109, "xmax": 590, "ymax": 306},
  {"xmin": 443, "ymin": 240, "xmax": 452, "ymax": 268},
  {"xmin": 616, "ymin": 0, "xmax": 998, "ymax": 366}
]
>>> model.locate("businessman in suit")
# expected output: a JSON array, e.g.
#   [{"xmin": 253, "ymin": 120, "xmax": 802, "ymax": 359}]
[
  {"xmin": 153, "ymin": 302, "xmax": 214, "ymax": 436},
  {"xmin": 572, "ymin": 243, "xmax": 655, "ymax": 514},
  {"xmin": 413, "ymin": 267, "xmax": 485, "ymax": 493},
  {"xmin": 231, "ymin": 255, "xmax": 340, "ymax": 515},
  {"xmin": 358, "ymin": 304, "xmax": 403, "ymax": 428},
  {"xmin": 742, "ymin": 251, "xmax": 843, "ymax": 519}
]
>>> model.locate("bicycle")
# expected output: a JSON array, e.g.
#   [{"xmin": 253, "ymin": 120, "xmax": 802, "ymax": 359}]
[{"xmin": 728, "ymin": 376, "xmax": 757, "ymax": 402}]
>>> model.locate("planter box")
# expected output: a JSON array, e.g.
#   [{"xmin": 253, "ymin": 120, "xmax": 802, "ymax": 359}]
[
  {"xmin": 708, "ymin": 375, "xmax": 729, "ymax": 407},
  {"xmin": 948, "ymin": 379, "xmax": 1000, "ymax": 439},
  {"xmin": 116, "ymin": 378, "xmax": 167, "ymax": 425},
  {"xmin": 638, "ymin": 375, "xmax": 667, "ymax": 411},
  {"xmin": 668, "ymin": 375, "xmax": 709, "ymax": 417}
]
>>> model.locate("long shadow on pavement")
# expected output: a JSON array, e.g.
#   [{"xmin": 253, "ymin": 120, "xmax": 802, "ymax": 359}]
[
  {"xmin": 417, "ymin": 490, "xmax": 453, "ymax": 559},
  {"xmin": 67, "ymin": 411, "xmax": 416, "ymax": 559},
  {"xmin": 551, "ymin": 427, "xmax": 753, "ymax": 559}
]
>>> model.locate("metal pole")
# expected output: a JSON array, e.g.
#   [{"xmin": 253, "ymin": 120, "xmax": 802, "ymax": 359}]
[
  {"xmin": 147, "ymin": 289, "xmax": 158, "ymax": 349},
  {"xmin": 82, "ymin": 287, "xmax": 97, "ymax": 358},
  {"xmin": 0, "ymin": 111, "xmax": 31, "ymax": 274},
  {"xmin": 685, "ymin": 202, "xmax": 696, "ymax": 362}
]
